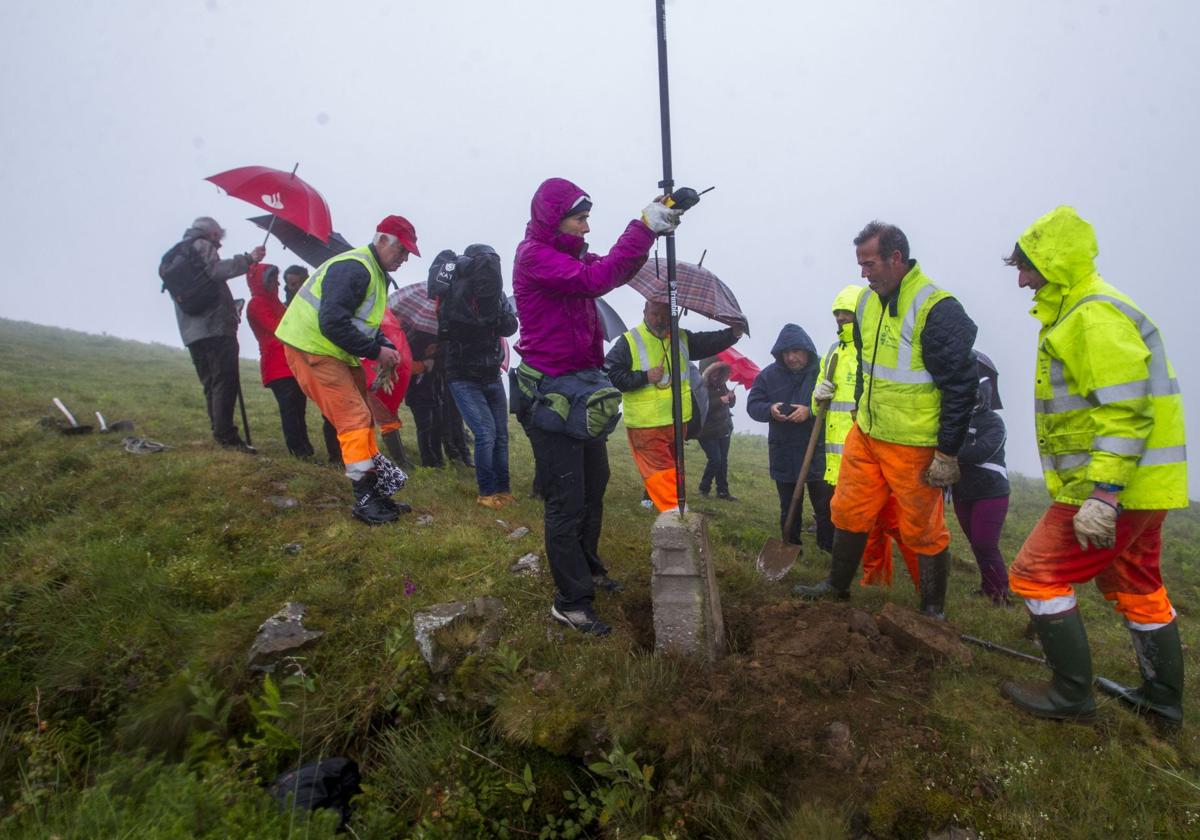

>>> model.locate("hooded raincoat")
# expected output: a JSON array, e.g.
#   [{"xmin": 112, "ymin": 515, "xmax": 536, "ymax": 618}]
[
  {"xmin": 1021, "ymin": 206, "xmax": 1187, "ymax": 509},
  {"xmin": 173, "ymin": 219, "xmax": 254, "ymax": 347},
  {"xmin": 512, "ymin": 178, "xmax": 655, "ymax": 377},
  {"xmin": 246, "ymin": 263, "xmax": 293, "ymax": 386},
  {"xmin": 747, "ymin": 324, "xmax": 825, "ymax": 482}
]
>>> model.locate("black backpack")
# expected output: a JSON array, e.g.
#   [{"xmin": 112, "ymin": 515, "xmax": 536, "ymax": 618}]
[
  {"xmin": 159, "ymin": 238, "xmax": 221, "ymax": 315},
  {"xmin": 427, "ymin": 244, "xmax": 504, "ymax": 332}
]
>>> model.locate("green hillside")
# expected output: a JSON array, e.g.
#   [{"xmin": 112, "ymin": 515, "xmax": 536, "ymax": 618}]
[{"xmin": 0, "ymin": 318, "xmax": 1197, "ymax": 838}]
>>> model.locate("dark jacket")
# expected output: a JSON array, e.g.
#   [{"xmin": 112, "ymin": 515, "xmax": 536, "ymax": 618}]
[
  {"xmin": 953, "ymin": 380, "xmax": 1010, "ymax": 501},
  {"xmin": 317, "ymin": 244, "xmax": 395, "ymax": 361},
  {"xmin": 604, "ymin": 326, "xmax": 739, "ymax": 393},
  {"xmin": 404, "ymin": 331, "xmax": 441, "ymax": 410},
  {"xmin": 172, "ymin": 224, "xmax": 253, "ymax": 346},
  {"xmin": 697, "ymin": 361, "xmax": 735, "ymax": 440},
  {"xmin": 746, "ymin": 324, "xmax": 825, "ymax": 482},
  {"xmin": 854, "ymin": 266, "xmax": 978, "ymax": 455}
]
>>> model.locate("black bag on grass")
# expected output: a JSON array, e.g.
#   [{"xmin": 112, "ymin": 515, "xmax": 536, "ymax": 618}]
[{"xmin": 269, "ymin": 757, "xmax": 361, "ymax": 831}]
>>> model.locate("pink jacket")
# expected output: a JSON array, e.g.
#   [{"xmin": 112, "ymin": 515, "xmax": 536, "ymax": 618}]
[{"xmin": 512, "ymin": 178, "xmax": 655, "ymax": 377}]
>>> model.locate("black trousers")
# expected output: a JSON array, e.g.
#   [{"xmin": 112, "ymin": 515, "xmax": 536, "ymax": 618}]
[
  {"xmin": 266, "ymin": 377, "xmax": 314, "ymax": 457},
  {"xmin": 410, "ymin": 404, "xmax": 444, "ymax": 467},
  {"xmin": 775, "ymin": 478, "xmax": 834, "ymax": 551},
  {"xmin": 322, "ymin": 417, "xmax": 342, "ymax": 465},
  {"xmin": 526, "ymin": 427, "xmax": 610, "ymax": 611},
  {"xmin": 187, "ymin": 335, "xmax": 241, "ymax": 444},
  {"xmin": 441, "ymin": 394, "xmax": 472, "ymax": 464}
]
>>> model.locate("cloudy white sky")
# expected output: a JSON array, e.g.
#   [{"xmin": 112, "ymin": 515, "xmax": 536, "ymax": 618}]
[{"xmin": 2, "ymin": 0, "xmax": 1197, "ymax": 486}]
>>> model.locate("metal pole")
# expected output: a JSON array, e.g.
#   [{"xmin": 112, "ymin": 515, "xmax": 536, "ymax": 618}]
[{"xmin": 655, "ymin": 0, "xmax": 686, "ymax": 511}]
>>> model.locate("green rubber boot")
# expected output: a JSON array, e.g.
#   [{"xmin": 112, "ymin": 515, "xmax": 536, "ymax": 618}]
[
  {"xmin": 1001, "ymin": 608, "xmax": 1096, "ymax": 721},
  {"xmin": 1095, "ymin": 620, "xmax": 1184, "ymax": 727},
  {"xmin": 918, "ymin": 550, "xmax": 950, "ymax": 620},
  {"xmin": 793, "ymin": 529, "xmax": 868, "ymax": 600}
]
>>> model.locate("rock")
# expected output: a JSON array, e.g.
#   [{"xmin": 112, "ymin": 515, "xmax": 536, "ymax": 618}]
[
  {"xmin": 282, "ymin": 543, "xmax": 303, "ymax": 555},
  {"xmin": 875, "ymin": 603, "xmax": 972, "ymax": 666},
  {"xmin": 267, "ymin": 495, "xmax": 299, "ymax": 509},
  {"xmin": 507, "ymin": 526, "xmax": 530, "ymax": 540},
  {"xmin": 509, "ymin": 553, "xmax": 541, "ymax": 576},
  {"xmin": 848, "ymin": 608, "xmax": 880, "ymax": 639},
  {"xmin": 415, "ymin": 514, "xmax": 434, "ymax": 526},
  {"xmin": 412, "ymin": 597, "xmax": 507, "ymax": 676},
  {"xmin": 495, "ymin": 519, "xmax": 509, "ymax": 530},
  {"xmin": 530, "ymin": 671, "xmax": 553, "ymax": 695},
  {"xmin": 826, "ymin": 721, "xmax": 854, "ymax": 770},
  {"xmin": 248, "ymin": 602, "xmax": 323, "ymax": 672},
  {"xmin": 271, "ymin": 481, "xmax": 289, "ymax": 492}
]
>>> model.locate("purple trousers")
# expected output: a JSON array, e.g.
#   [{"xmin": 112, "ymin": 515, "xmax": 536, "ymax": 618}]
[{"xmin": 951, "ymin": 494, "xmax": 1010, "ymax": 598}]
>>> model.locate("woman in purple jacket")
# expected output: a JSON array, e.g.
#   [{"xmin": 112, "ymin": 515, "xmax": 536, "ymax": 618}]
[{"xmin": 513, "ymin": 178, "xmax": 680, "ymax": 636}]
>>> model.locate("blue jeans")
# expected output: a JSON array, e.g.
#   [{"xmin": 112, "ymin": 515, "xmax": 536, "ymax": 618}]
[{"xmin": 448, "ymin": 378, "xmax": 510, "ymax": 495}]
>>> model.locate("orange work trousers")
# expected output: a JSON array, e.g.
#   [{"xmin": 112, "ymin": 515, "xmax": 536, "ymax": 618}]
[
  {"xmin": 860, "ymin": 495, "xmax": 921, "ymax": 590},
  {"xmin": 830, "ymin": 425, "xmax": 948, "ymax": 556},
  {"xmin": 1009, "ymin": 503, "xmax": 1175, "ymax": 628},
  {"xmin": 626, "ymin": 426, "xmax": 680, "ymax": 511},
  {"xmin": 284, "ymin": 346, "xmax": 378, "ymax": 479}
]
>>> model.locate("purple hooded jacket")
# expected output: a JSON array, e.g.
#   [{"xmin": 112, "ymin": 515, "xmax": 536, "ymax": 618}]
[{"xmin": 513, "ymin": 178, "xmax": 655, "ymax": 377}]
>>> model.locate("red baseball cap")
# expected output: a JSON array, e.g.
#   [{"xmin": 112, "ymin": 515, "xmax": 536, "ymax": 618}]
[{"xmin": 376, "ymin": 215, "xmax": 420, "ymax": 257}]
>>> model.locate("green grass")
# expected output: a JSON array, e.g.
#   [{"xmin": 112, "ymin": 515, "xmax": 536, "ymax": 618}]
[{"xmin": 0, "ymin": 317, "xmax": 1198, "ymax": 838}]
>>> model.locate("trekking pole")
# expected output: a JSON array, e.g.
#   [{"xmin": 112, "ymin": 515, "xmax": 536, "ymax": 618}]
[
  {"xmin": 236, "ymin": 382, "xmax": 253, "ymax": 446},
  {"xmin": 655, "ymin": 0, "xmax": 687, "ymax": 512},
  {"xmin": 960, "ymin": 634, "xmax": 1046, "ymax": 667}
]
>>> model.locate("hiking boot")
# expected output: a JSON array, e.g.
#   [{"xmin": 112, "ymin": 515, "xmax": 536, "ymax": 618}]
[
  {"xmin": 380, "ymin": 497, "xmax": 413, "ymax": 515},
  {"xmin": 793, "ymin": 528, "xmax": 868, "ymax": 600},
  {"xmin": 494, "ymin": 492, "xmax": 517, "ymax": 506},
  {"xmin": 219, "ymin": 437, "xmax": 257, "ymax": 455},
  {"xmin": 477, "ymin": 494, "xmax": 505, "ymax": 510},
  {"xmin": 640, "ymin": 499, "xmax": 655, "ymax": 510},
  {"xmin": 698, "ymin": 486, "xmax": 711, "ymax": 496},
  {"xmin": 1095, "ymin": 620, "xmax": 1184, "ymax": 727},
  {"xmin": 592, "ymin": 574, "xmax": 624, "ymax": 595},
  {"xmin": 918, "ymin": 550, "xmax": 950, "ymax": 620},
  {"xmin": 351, "ymin": 473, "xmax": 400, "ymax": 526},
  {"xmin": 717, "ymin": 491, "xmax": 738, "ymax": 501},
  {"xmin": 550, "ymin": 605, "xmax": 612, "ymax": 637},
  {"xmin": 1001, "ymin": 608, "xmax": 1096, "ymax": 722}
]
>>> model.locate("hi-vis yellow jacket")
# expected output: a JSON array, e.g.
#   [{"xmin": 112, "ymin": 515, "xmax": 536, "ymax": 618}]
[
  {"xmin": 814, "ymin": 284, "xmax": 863, "ymax": 484},
  {"xmin": 1021, "ymin": 206, "xmax": 1187, "ymax": 509},
  {"xmin": 620, "ymin": 322, "xmax": 692, "ymax": 429}
]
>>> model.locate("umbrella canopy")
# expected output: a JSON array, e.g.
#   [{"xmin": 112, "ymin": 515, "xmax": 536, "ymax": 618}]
[
  {"xmin": 716, "ymin": 346, "xmax": 761, "ymax": 389},
  {"xmin": 248, "ymin": 215, "xmax": 351, "ymax": 269},
  {"xmin": 206, "ymin": 165, "xmax": 333, "ymax": 242},
  {"xmin": 975, "ymin": 350, "xmax": 1004, "ymax": 410},
  {"xmin": 389, "ymin": 282, "xmax": 439, "ymax": 335},
  {"xmin": 629, "ymin": 255, "xmax": 749, "ymax": 335}
]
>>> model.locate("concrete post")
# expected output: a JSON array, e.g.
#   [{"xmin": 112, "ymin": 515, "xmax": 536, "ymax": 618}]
[{"xmin": 650, "ymin": 511, "xmax": 725, "ymax": 662}]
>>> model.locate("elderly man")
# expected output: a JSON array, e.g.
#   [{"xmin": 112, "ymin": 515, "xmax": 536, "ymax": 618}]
[
  {"xmin": 796, "ymin": 221, "xmax": 978, "ymax": 620},
  {"xmin": 169, "ymin": 216, "xmax": 265, "ymax": 452},
  {"xmin": 999, "ymin": 206, "xmax": 1187, "ymax": 725},
  {"xmin": 275, "ymin": 215, "xmax": 419, "ymax": 525},
  {"xmin": 605, "ymin": 300, "xmax": 740, "ymax": 512}
]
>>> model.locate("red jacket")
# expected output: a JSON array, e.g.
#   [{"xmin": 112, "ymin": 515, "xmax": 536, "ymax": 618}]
[
  {"xmin": 245, "ymin": 264, "xmax": 294, "ymax": 385},
  {"xmin": 362, "ymin": 309, "xmax": 414, "ymax": 414}
]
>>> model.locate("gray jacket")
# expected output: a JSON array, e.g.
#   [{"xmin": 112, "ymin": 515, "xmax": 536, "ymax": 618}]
[{"xmin": 173, "ymin": 224, "xmax": 253, "ymax": 346}]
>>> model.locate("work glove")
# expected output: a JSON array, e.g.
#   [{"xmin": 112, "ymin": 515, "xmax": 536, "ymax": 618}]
[
  {"xmin": 1073, "ymin": 497, "xmax": 1118, "ymax": 551},
  {"xmin": 921, "ymin": 451, "xmax": 960, "ymax": 488},
  {"xmin": 813, "ymin": 378, "xmax": 836, "ymax": 402},
  {"xmin": 642, "ymin": 200, "xmax": 682, "ymax": 235}
]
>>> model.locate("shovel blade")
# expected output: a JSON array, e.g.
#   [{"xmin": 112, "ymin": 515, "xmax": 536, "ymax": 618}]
[
  {"xmin": 60, "ymin": 425, "xmax": 93, "ymax": 436},
  {"xmin": 756, "ymin": 538, "xmax": 801, "ymax": 582}
]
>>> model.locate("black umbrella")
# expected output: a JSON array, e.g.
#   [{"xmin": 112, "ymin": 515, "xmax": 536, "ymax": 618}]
[
  {"xmin": 507, "ymin": 295, "xmax": 627, "ymax": 342},
  {"xmin": 248, "ymin": 214, "xmax": 352, "ymax": 269},
  {"xmin": 975, "ymin": 350, "xmax": 1003, "ymax": 410}
]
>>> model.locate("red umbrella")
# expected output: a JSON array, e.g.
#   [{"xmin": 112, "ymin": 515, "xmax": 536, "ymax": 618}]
[
  {"xmin": 205, "ymin": 164, "xmax": 333, "ymax": 242},
  {"xmin": 629, "ymin": 255, "xmax": 750, "ymax": 335},
  {"xmin": 717, "ymin": 347, "xmax": 761, "ymax": 389},
  {"xmin": 388, "ymin": 282, "xmax": 439, "ymax": 335}
]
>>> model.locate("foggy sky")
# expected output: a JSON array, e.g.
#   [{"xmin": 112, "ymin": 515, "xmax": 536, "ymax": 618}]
[{"xmin": 2, "ymin": 0, "xmax": 1197, "ymax": 487}]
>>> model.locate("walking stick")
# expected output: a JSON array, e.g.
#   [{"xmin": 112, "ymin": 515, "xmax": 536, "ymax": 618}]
[{"xmin": 236, "ymin": 382, "xmax": 253, "ymax": 447}]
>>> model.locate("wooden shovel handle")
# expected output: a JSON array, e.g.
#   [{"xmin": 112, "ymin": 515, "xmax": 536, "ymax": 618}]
[{"xmin": 781, "ymin": 353, "xmax": 838, "ymax": 540}]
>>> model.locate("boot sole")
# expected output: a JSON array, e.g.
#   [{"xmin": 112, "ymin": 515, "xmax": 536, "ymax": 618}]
[{"xmin": 1001, "ymin": 684, "xmax": 1096, "ymax": 723}]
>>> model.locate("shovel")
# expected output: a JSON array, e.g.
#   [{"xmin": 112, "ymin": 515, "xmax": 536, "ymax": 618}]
[
  {"xmin": 95, "ymin": 411, "xmax": 135, "ymax": 434},
  {"xmin": 52, "ymin": 398, "xmax": 93, "ymax": 435},
  {"xmin": 756, "ymin": 354, "xmax": 837, "ymax": 581}
]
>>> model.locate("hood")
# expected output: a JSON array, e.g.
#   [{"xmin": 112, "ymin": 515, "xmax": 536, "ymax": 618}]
[
  {"xmin": 701, "ymin": 359, "xmax": 731, "ymax": 385},
  {"xmin": 770, "ymin": 323, "xmax": 817, "ymax": 362},
  {"xmin": 184, "ymin": 216, "xmax": 224, "ymax": 242},
  {"xmin": 524, "ymin": 177, "xmax": 589, "ymax": 255},
  {"xmin": 1018, "ymin": 206, "xmax": 1098, "ymax": 291},
  {"xmin": 246, "ymin": 263, "xmax": 280, "ymax": 300},
  {"xmin": 831, "ymin": 283, "xmax": 863, "ymax": 314},
  {"xmin": 974, "ymin": 377, "xmax": 995, "ymax": 413}
]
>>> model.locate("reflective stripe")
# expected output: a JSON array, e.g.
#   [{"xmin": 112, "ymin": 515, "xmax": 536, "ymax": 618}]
[
  {"xmin": 825, "ymin": 443, "xmax": 845, "ymax": 454},
  {"xmin": 1093, "ymin": 436, "xmax": 1146, "ymax": 457},
  {"xmin": 629, "ymin": 329, "xmax": 650, "ymax": 371},
  {"xmin": 978, "ymin": 462, "xmax": 1009, "ymax": 478},
  {"xmin": 1126, "ymin": 608, "xmax": 1176, "ymax": 632},
  {"xmin": 628, "ymin": 328, "xmax": 690, "ymax": 377},
  {"xmin": 829, "ymin": 401, "xmax": 856, "ymax": 412},
  {"xmin": 895, "ymin": 284, "xmax": 936, "ymax": 370},
  {"xmin": 1090, "ymin": 380, "xmax": 1149, "ymax": 405},
  {"xmin": 1140, "ymin": 445, "xmax": 1187, "ymax": 467},
  {"xmin": 1025, "ymin": 595, "xmax": 1077, "ymax": 615},
  {"xmin": 345, "ymin": 457, "xmax": 374, "ymax": 481},
  {"xmin": 293, "ymin": 254, "xmax": 380, "ymax": 339},
  {"xmin": 867, "ymin": 363, "xmax": 933, "ymax": 385},
  {"xmin": 1041, "ymin": 452, "xmax": 1091, "ymax": 472}
]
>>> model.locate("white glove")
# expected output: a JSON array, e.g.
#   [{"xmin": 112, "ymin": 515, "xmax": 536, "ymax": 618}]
[
  {"xmin": 1073, "ymin": 497, "xmax": 1118, "ymax": 551},
  {"xmin": 813, "ymin": 378, "xmax": 836, "ymax": 402},
  {"xmin": 642, "ymin": 201, "xmax": 682, "ymax": 235}
]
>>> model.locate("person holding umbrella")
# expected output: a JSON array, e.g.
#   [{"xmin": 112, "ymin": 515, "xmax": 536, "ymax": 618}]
[
  {"xmin": 275, "ymin": 215, "xmax": 419, "ymax": 525},
  {"xmin": 512, "ymin": 177, "xmax": 681, "ymax": 637},
  {"xmin": 167, "ymin": 216, "xmax": 264, "ymax": 453}
]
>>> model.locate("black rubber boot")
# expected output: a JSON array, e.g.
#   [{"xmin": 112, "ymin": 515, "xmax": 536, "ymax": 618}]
[
  {"xmin": 1095, "ymin": 620, "xmax": 1184, "ymax": 727},
  {"xmin": 793, "ymin": 529, "xmax": 869, "ymax": 600},
  {"xmin": 350, "ymin": 472, "xmax": 399, "ymax": 525},
  {"xmin": 1001, "ymin": 608, "xmax": 1096, "ymax": 721},
  {"xmin": 381, "ymin": 430, "xmax": 414, "ymax": 470},
  {"xmin": 918, "ymin": 550, "xmax": 950, "ymax": 620}
]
